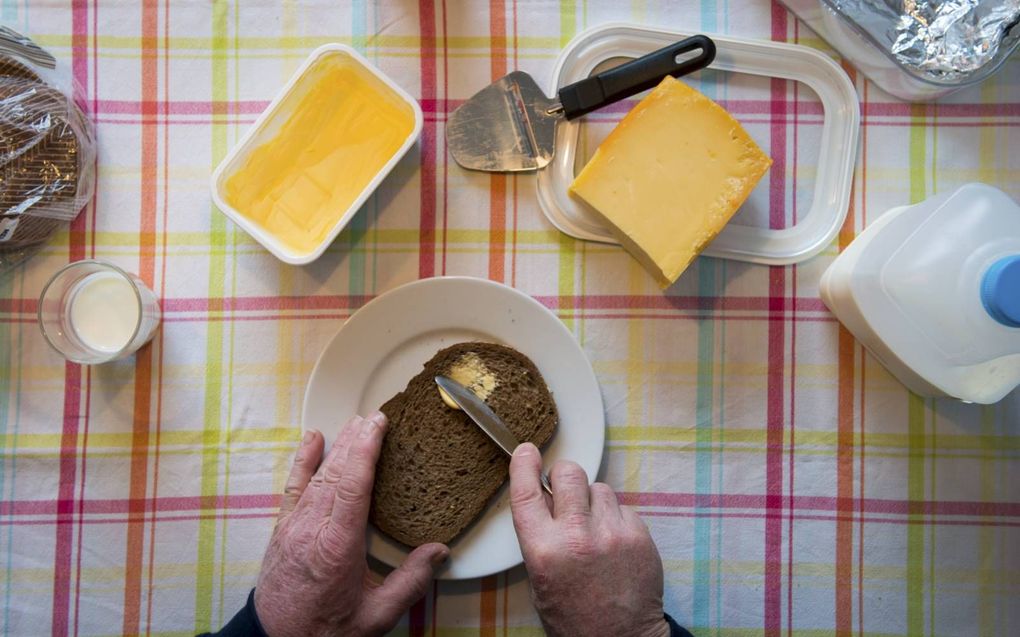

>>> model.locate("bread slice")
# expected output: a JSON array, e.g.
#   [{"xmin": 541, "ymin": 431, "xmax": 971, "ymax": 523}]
[{"xmin": 370, "ymin": 342, "xmax": 558, "ymax": 547}]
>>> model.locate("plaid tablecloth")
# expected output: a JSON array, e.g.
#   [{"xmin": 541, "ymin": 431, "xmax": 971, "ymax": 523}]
[{"xmin": 2, "ymin": 1, "xmax": 1018, "ymax": 636}]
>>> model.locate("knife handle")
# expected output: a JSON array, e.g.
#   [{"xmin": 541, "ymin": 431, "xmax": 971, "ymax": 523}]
[{"xmin": 556, "ymin": 35, "xmax": 716, "ymax": 120}]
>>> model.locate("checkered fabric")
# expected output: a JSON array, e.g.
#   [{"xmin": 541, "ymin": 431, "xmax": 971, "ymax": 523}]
[{"xmin": 1, "ymin": 1, "xmax": 1018, "ymax": 636}]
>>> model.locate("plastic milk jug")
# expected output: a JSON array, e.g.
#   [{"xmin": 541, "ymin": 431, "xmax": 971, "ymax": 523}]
[{"xmin": 820, "ymin": 183, "xmax": 1020, "ymax": 404}]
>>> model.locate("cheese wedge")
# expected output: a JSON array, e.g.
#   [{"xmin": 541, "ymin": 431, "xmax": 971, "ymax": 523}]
[{"xmin": 569, "ymin": 76, "xmax": 772, "ymax": 287}]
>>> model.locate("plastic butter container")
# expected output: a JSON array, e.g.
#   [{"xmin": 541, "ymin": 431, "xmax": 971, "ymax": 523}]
[
  {"xmin": 536, "ymin": 24, "xmax": 860, "ymax": 265},
  {"xmin": 211, "ymin": 44, "xmax": 423, "ymax": 265}
]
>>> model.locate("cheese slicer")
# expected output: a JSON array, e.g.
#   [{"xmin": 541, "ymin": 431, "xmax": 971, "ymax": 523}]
[{"xmin": 446, "ymin": 34, "xmax": 715, "ymax": 172}]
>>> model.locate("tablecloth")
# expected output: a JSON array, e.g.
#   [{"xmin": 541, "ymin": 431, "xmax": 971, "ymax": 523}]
[{"xmin": 1, "ymin": 1, "xmax": 1018, "ymax": 635}]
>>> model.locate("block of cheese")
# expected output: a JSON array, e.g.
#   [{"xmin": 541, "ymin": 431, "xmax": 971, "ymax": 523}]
[{"xmin": 569, "ymin": 76, "xmax": 772, "ymax": 287}]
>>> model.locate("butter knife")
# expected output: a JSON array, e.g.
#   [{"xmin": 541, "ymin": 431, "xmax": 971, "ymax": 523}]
[{"xmin": 435, "ymin": 375, "xmax": 553, "ymax": 495}]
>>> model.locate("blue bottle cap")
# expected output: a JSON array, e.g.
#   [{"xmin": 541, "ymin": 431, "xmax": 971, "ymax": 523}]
[{"xmin": 981, "ymin": 255, "xmax": 1020, "ymax": 328}]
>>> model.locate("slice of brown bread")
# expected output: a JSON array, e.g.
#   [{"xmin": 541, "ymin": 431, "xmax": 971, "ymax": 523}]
[{"xmin": 371, "ymin": 342, "xmax": 558, "ymax": 547}]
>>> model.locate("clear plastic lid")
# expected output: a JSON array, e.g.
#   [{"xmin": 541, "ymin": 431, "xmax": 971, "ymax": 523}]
[{"xmin": 535, "ymin": 24, "xmax": 861, "ymax": 265}]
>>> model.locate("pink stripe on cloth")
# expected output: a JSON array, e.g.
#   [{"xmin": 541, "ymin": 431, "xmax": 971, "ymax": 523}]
[
  {"xmin": 92, "ymin": 99, "xmax": 269, "ymax": 115},
  {"xmin": 1, "ymin": 294, "xmax": 833, "ymax": 314},
  {"xmin": 14, "ymin": 491, "xmax": 1020, "ymax": 520},
  {"xmin": 5, "ymin": 512, "xmax": 277, "ymax": 527},
  {"xmin": 638, "ymin": 510, "xmax": 1020, "ymax": 528},
  {"xmin": 52, "ymin": 362, "xmax": 82, "ymax": 637},
  {"xmin": 415, "ymin": 98, "xmax": 1020, "ymax": 118},
  {"xmin": 533, "ymin": 295, "xmax": 829, "ymax": 312},
  {"xmin": 417, "ymin": 0, "xmax": 438, "ymax": 282},
  {"xmin": 160, "ymin": 295, "xmax": 371, "ymax": 312},
  {"xmin": 51, "ymin": 2, "xmax": 94, "ymax": 633},
  {"xmin": 2, "ymin": 494, "xmax": 280, "ymax": 516},
  {"xmin": 619, "ymin": 492, "xmax": 1020, "ymax": 517},
  {"xmin": 763, "ymin": 6, "xmax": 790, "ymax": 635}
]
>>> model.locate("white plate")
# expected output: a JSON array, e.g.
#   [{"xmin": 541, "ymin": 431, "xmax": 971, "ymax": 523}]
[{"xmin": 301, "ymin": 277, "xmax": 605, "ymax": 579}]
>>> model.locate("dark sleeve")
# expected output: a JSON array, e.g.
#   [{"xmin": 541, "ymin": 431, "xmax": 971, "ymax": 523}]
[
  {"xmin": 664, "ymin": 612, "xmax": 695, "ymax": 637},
  {"xmin": 197, "ymin": 589, "xmax": 269, "ymax": 637}
]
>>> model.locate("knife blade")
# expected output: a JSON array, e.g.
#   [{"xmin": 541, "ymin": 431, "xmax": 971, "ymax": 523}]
[{"xmin": 435, "ymin": 375, "xmax": 553, "ymax": 495}]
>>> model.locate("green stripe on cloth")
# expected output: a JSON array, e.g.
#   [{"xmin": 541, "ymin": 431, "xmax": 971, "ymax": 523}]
[
  {"xmin": 906, "ymin": 102, "xmax": 928, "ymax": 637},
  {"xmin": 929, "ymin": 418, "xmax": 937, "ymax": 637},
  {"xmin": 348, "ymin": 0, "xmax": 371, "ymax": 299},
  {"xmin": 978, "ymin": 79, "xmax": 1000, "ymax": 637},
  {"xmin": 0, "ymin": 14, "xmax": 30, "ymax": 631},
  {"xmin": 693, "ymin": 259, "xmax": 716, "ymax": 629},
  {"xmin": 716, "ymin": 260, "xmax": 728, "ymax": 632},
  {"xmin": 217, "ymin": 0, "xmax": 246, "ymax": 624},
  {"xmin": 694, "ymin": 3, "xmax": 720, "ymax": 626},
  {"xmin": 557, "ymin": 3, "xmax": 577, "ymax": 333},
  {"xmin": 978, "ymin": 405, "xmax": 997, "ymax": 637},
  {"xmin": 906, "ymin": 394, "xmax": 926, "ymax": 636},
  {"xmin": 0, "ymin": 270, "xmax": 24, "ymax": 633},
  {"xmin": 195, "ymin": 1, "xmax": 231, "ymax": 631},
  {"xmin": 559, "ymin": 0, "xmax": 575, "ymax": 47}
]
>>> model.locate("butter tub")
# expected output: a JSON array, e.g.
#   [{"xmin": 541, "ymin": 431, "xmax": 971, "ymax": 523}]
[{"xmin": 211, "ymin": 44, "xmax": 423, "ymax": 265}]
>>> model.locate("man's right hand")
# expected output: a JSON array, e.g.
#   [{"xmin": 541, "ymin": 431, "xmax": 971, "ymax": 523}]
[
  {"xmin": 508, "ymin": 443, "xmax": 671, "ymax": 637},
  {"xmin": 254, "ymin": 414, "xmax": 449, "ymax": 637}
]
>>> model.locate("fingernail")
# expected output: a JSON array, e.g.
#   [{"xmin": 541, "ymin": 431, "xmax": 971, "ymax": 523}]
[
  {"xmin": 514, "ymin": 442, "xmax": 537, "ymax": 457},
  {"xmin": 359, "ymin": 415, "xmax": 381, "ymax": 438},
  {"xmin": 367, "ymin": 410, "xmax": 387, "ymax": 429},
  {"xmin": 431, "ymin": 547, "xmax": 450, "ymax": 567},
  {"xmin": 302, "ymin": 430, "xmax": 315, "ymax": 445}
]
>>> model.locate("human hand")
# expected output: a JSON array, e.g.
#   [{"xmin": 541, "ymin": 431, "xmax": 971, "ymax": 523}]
[
  {"xmin": 509, "ymin": 443, "xmax": 670, "ymax": 637},
  {"xmin": 254, "ymin": 413, "xmax": 450, "ymax": 637}
]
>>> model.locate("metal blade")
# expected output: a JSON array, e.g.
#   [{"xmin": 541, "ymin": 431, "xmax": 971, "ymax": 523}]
[
  {"xmin": 435, "ymin": 375, "xmax": 554, "ymax": 494},
  {"xmin": 446, "ymin": 71, "xmax": 561, "ymax": 172},
  {"xmin": 435, "ymin": 375, "xmax": 520, "ymax": 455}
]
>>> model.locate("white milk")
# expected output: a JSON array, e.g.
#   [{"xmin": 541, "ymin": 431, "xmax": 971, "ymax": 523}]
[{"xmin": 68, "ymin": 272, "xmax": 140, "ymax": 353}]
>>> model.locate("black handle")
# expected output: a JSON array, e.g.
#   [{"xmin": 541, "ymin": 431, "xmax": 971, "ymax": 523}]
[{"xmin": 556, "ymin": 35, "xmax": 716, "ymax": 120}]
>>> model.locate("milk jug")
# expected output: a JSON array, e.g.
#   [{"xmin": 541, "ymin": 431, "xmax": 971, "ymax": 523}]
[{"xmin": 820, "ymin": 183, "xmax": 1020, "ymax": 404}]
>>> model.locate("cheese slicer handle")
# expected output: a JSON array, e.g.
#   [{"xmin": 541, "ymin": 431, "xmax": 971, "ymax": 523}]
[{"xmin": 556, "ymin": 35, "xmax": 716, "ymax": 120}]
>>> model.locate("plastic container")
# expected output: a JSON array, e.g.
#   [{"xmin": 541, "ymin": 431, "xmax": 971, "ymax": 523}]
[
  {"xmin": 778, "ymin": 0, "xmax": 1020, "ymax": 101},
  {"xmin": 0, "ymin": 27, "xmax": 97, "ymax": 275},
  {"xmin": 820, "ymin": 183, "xmax": 1020, "ymax": 404},
  {"xmin": 536, "ymin": 24, "xmax": 860, "ymax": 265},
  {"xmin": 211, "ymin": 44, "xmax": 423, "ymax": 265}
]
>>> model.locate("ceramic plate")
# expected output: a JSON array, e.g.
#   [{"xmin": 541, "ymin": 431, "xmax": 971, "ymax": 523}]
[{"xmin": 301, "ymin": 276, "xmax": 605, "ymax": 579}]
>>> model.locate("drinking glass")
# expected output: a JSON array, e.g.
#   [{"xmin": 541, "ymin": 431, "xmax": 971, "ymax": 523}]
[{"xmin": 38, "ymin": 259, "xmax": 161, "ymax": 364}]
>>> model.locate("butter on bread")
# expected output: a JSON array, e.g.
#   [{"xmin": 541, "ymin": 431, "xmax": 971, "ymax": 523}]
[
  {"xmin": 437, "ymin": 351, "xmax": 497, "ymax": 410},
  {"xmin": 569, "ymin": 76, "xmax": 772, "ymax": 287},
  {"xmin": 370, "ymin": 342, "xmax": 557, "ymax": 547}
]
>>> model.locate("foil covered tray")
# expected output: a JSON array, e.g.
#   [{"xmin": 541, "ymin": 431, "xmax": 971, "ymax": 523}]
[
  {"xmin": 780, "ymin": 0, "xmax": 1020, "ymax": 100},
  {"xmin": 828, "ymin": 0, "xmax": 1019, "ymax": 82}
]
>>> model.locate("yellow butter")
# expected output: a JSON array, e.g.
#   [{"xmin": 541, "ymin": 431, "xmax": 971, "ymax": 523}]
[
  {"xmin": 224, "ymin": 54, "xmax": 415, "ymax": 255},
  {"xmin": 438, "ymin": 352, "xmax": 498, "ymax": 410},
  {"xmin": 569, "ymin": 76, "xmax": 772, "ymax": 287}
]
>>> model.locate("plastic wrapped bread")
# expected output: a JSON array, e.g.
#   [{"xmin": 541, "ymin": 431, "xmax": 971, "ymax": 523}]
[{"xmin": 0, "ymin": 26, "xmax": 96, "ymax": 272}]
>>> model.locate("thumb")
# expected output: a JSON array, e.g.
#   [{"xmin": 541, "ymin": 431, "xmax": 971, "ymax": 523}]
[{"xmin": 368, "ymin": 543, "xmax": 449, "ymax": 628}]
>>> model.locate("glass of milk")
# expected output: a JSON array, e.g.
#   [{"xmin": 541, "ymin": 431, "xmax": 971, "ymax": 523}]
[{"xmin": 38, "ymin": 260, "xmax": 161, "ymax": 364}]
